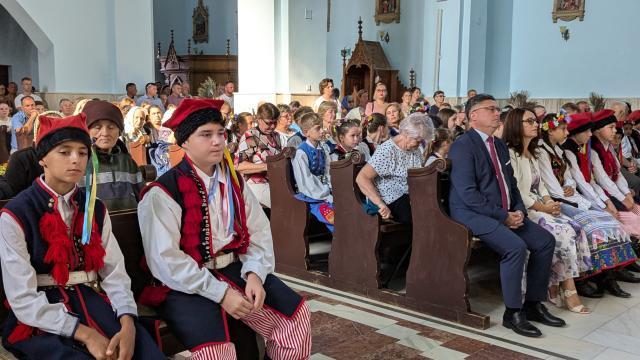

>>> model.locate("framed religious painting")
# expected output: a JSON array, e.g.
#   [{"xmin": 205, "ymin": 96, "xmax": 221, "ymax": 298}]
[
  {"xmin": 374, "ymin": 0, "xmax": 400, "ymax": 25},
  {"xmin": 552, "ymin": 0, "xmax": 585, "ymax": 23},
  {"xmin": 192, "ymin": 0, "xmax": 209, "ymax": 44}
]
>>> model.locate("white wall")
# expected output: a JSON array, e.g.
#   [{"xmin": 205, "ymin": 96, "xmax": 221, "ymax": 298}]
[
  {"xmin": 484, "ymin": 0, "xmax": 513, "ymax": 98},
  {"xmin": 0, "ymin": 4, "xmax": 38, "ymax": 86}
]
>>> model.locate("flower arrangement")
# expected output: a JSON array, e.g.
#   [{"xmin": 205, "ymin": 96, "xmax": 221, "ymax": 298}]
[
  {"xmin": 409, "ymin": 102, "xmax": 430, "ymax": 115},
  {"xmin": 541, "ymin": 113, "xmax": 567, "ymax": 132}
]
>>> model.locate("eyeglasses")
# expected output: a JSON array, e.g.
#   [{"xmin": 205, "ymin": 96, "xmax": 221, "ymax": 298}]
[
  {"xmin": 260, "ymin": 118, "xmax": 277, "ymax": 127},
  {"xmin": 471, "ymin": 106, "xmax": 501, "ymax": 113},
  {"xmin": 522, "ymin": 118, "xmax": 538, "ymax": 126}
]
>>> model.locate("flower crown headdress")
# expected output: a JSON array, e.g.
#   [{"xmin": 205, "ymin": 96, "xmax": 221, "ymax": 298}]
[{"xmin": 541, "ymin": 113, "xmax": 568, "ymax": 132}]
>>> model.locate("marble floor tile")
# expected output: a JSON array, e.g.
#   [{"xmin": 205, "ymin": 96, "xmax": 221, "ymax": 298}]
[
  {"xmin": 357, "ymin": 342, "xmax": 426, "ymax": 360},
  {"xmin": 307, "ymin": 299, "xmax": 336, "ymax": 313},
  {"xmin": 592, "ymin": 348, "xmax": 640, "ymax": 360},
  {"xmin": 583, "ymin": 328, "xmax": 640, "ymax": 356},
  {"xmin": 375, "ymin": 323, "xmax": 421, "ymax": 340},
  {"xmin": 324, "ymin": 304, "xmax": 398, "ymax": 329},
  {"xmin": 538, "ymin": 311, "xmax": 613, "ymax": 339},
  {"xmin": 440, "ymin": 336, "xmax": 492, "ymax": 354},
  {"xmin": 397, "ymin": 334, "xmax": 442, "ymax": 352},
  {"xmin": 502, "ymin": 331, "xmax": 606, "ymax": 359},
  {"xmin": 464, "ymin": 345, "xmax": 542, "ymax": 360},
  {"xmin": 598, "ymin": 306, "xmax": 640, "ymax": 337},
  {"xmin": 419, "ymin": 346, "xmax": 468, "ymax": 360},
  {"xmin": 320, "ymin": 332, "xmax": 397, "ymax": 359}
]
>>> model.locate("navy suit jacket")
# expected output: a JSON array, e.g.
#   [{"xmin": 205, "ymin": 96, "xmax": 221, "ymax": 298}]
[{"xmin": 448, "ymin": 129, "xmax": 527, "ymax": 235}]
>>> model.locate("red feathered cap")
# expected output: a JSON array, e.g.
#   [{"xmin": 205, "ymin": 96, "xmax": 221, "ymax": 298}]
[
  {"xmin": 567, "ymin": 112, "xmax": 592, "ymax": 135},
  {"xmin": 163, "ymin": 98, "xmax": 225, "ymax": 131},
  {"xmin": 591, "ymin": 109, "xmax": 617, "ymax": 131},
  {"xmin": 628, "ymin": 110, "xmax": 640, "ymax": 124},
  {"xmin": 36, "ymin": 113, "xmax": 89, "ymax": 146}
]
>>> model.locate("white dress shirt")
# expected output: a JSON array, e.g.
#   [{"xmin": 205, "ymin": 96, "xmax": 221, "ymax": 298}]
[
  {"xmin": 138, "ymin": 163, "xmax": 275, "ymax": 304},
  {"xmin": 591, "ymin": 147, "xmax": 630, "ymax": 202},
  {"xmin": 0, "ymin": 178, "xmax": 137, "ymax": 338}
]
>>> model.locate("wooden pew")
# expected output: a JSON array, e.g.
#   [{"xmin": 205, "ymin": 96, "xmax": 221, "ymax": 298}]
[
  {"xmin": 266, "ymin": 148, "xmax": 331, "ymax": 281},
  {"xmin": 406, "ymin": 159, "xmax": 489, "ymax": 329},
  {"xmin": 128, "ymin": 139, "xmax": 147, "ymax": 166},
  {"xmin": 110, "ymin": 210, "xmax": 261, "ymax": 358},
  {"xmin": 0, "ymin": 126, "xmax": 9, "ymax": 164},
  {"xmin": 168, "ymin": 144, "xmax": 184, "ymax": 167},
  {"xmin": 0, "ymin": 200, "xmax": 8, "ymax": 322},
  {"xmin": 329, "ymin": 152, "xmax": 410, "ymax": 293}
]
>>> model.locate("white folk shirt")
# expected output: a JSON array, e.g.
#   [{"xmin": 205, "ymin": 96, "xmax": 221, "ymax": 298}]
[
  {"xmin": 621, "ymin": 136, "xmax": 640, "ymax": 167},
  {"xmin": 563, "ymin": 150, "xmax": 609, "ymax": 210},
  {"xmin": 0, "ymin": 178, "xmax": 137, "ymax": 337},
  {"xmin": 137, "ymin": 164, "xmax": 275, "ymax": 304},
  {"xmin": 591, "ymin": 147, "xmax": 630, "ymax": 202}
]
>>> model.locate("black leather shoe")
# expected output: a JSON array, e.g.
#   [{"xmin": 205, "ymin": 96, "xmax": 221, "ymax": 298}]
[
  {"xmin": 502, "ymin": 311, "xmax": 542, "ymax": 337},
  {"xmin": 524, "ymin": 302, "xmax": 566, "ymax": 327},
  {"xmin": 576, "ymin": 280, "xmax": 604, "ymax": 298},
  {"xmin": 615, "ymin": 269, "xmax": 640, "ymax": 283},
  {"xmin": 602, "ymin": 278, "xmax": 632, "ymax": 298},
  {"xmin": 625, "ymin": 261, "xmax": 640, "ymax": 273}
]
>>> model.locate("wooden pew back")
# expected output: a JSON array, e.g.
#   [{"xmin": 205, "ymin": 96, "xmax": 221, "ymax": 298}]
[
  {"xmin": 0, "ymin": 126, "xmax": 9, "ymax": 164},
  {"xmin": 128, "ymin": 140, "xmax": 147, "ymax": 166},
  {"xmin": 266, "ymin": 148, "xmax": 316, "ymax": 278},
  {"xmin": 168, "ymin": 145, "xmax": 184, "ymax": 168},
  {"xmin": 407, "ymin": 159, "xmax": 488, "ymax": 329}
]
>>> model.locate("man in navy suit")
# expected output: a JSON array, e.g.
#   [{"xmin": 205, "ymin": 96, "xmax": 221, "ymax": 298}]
[{"xmin": 448, "ymin": 94, "xmax": 565, "ymax": 337}]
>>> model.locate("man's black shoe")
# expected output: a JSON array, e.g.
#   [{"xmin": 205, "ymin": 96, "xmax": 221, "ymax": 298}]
[
  {"xmin": 502, "ymin": 311, "xmax": 542, "ymax": 337},
  {"xmin": 524, "ymin": 302, "xmax": 566, "ymax": 327},
  {"xmin": 615, "ymin": 269, "xmax": 640, "ymax": 283},
  {"xmin": 601, "ymin": 278, "xmax": 631, "ymax": 298},
  {"xmin": 576, "ymin": 281, "xmax": 604, "ymax": 298}
]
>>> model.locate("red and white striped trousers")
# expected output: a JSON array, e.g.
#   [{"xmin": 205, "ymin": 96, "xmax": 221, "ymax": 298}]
[{"xmin": 190, "ymin": 301, "xmax": 311, "ymax": 360}]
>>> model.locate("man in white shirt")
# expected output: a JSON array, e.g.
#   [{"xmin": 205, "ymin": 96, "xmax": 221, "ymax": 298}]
[
  {"xmin": 217, "ymin": 80, "xmax": 235, "ymax": 109},
  {"xmin": 13, "ymin": 76, "xmax": 42, "ymax": 110}
]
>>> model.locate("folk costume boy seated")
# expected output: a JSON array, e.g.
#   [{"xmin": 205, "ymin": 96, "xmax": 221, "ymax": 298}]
[
  {"xmin": 291, "ymin": 113, "xmax": 335, "ymax": 233},
  {"xmin": 137, "ymin": 99, "xmax": 311, "ymax": 359},
  {"xmin": 0, "ymin": 114, "xmax": 163, "ymax": 359}
]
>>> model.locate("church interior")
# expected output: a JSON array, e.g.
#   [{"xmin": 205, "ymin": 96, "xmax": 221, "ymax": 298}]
[{"xmin": 0, "ymin": 0, "xmax": 640, "ymax": 359}]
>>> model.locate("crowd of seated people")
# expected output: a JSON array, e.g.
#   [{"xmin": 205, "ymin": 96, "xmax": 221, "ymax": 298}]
[{"xmin": 4, "ymin": 72, "xmax": 640, "ymax": 360}]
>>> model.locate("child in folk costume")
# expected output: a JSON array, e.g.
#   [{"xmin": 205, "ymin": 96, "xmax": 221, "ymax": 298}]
[
  {"xmin": 0, "ymin": 114, "xmax": 163, "ymax": 359},
  {"xmin": 137, "ymin": 99, "xmax": 311, "ymax": 359},
  {"xmin": 291, "ymin": 113, "xmax": 335, "ymax": 233},
  {"xmin": 563, "ymin": 112, "xmax": 640, "ymax": 298},
  {"xmin": 537, "ymin": 113, "xmax": 637, "ymax": 305},
  {"xmin": 329, "ymin": 119, "xmax": 371, "ymax": 162}
]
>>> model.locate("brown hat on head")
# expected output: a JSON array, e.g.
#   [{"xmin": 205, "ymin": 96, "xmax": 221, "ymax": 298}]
[{"xmin": 82, "ymin": 100, "xmax": 124, "ymax": 130}]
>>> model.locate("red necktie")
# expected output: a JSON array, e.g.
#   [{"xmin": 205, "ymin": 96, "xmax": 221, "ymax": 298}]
[{"xmin": 487, "ymin": 136, "xmax": 508, "ymax": 210}]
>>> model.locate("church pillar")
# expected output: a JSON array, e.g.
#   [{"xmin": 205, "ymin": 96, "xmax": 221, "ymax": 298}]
[{"xmin": 235, "ymin": 0, "xmax": 276, "ymax": 112}]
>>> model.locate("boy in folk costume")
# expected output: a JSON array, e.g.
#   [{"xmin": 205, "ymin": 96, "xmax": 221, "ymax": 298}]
[
  {"xmin": 0, "ymin": 114, "xmax": 164, "ymax": 359},
  {"xmin": 137, "ymin": 99, "xmax": 311, "ymax": 359}
]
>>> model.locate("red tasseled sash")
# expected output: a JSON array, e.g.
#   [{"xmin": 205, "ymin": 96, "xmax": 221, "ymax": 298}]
[{"xmin": 592, "ymin": 138, "xmax": 619, "ymax": 182}]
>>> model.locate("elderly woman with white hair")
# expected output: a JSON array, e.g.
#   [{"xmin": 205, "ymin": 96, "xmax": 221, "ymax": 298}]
[{"xmin": 356, "ymin": 113, "xmax": 434, "ymax": 223}]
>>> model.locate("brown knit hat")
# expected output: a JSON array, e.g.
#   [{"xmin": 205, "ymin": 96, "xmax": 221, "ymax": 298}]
[{"xmin": 82, "ymin": 100, "xmax": 124, "ymax": 130}]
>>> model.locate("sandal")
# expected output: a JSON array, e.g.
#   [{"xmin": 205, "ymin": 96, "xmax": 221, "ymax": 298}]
[
  {"xmin": 548, "ymin": 288, "xmax": 563, "ymax": 308},
  {"xmin": 563, "ymin": 289, "xmax": 591, "ymax": 314}
]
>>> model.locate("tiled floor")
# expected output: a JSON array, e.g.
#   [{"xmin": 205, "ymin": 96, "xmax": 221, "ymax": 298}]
[{"xmin": 280, "ymin": 257, "xmax": 640, "ymax": 360}]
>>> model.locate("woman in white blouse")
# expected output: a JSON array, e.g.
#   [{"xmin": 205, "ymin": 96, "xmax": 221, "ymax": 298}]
[{"xmin": 504, "ymin": 108, "xmax": 590, "ymax": 314}]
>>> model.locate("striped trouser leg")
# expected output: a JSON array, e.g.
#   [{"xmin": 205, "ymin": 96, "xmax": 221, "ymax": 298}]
[
  {"xmin": 241, "ymin": 301, "xmax": 312, "ymax": 360},
  {"xmin": 189, "ymin": 342, "xmax": 237, "ymax": 360}
]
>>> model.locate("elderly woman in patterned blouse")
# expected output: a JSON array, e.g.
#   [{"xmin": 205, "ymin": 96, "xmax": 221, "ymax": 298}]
[{"xmin": 355, "ymin": 113, "xmax": 434, "ymax": 223}]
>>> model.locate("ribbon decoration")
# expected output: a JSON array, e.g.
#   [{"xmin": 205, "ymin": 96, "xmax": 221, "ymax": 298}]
[{"xmin": 81, "ymin": 148, "xmax": 99, "ymax": 245}]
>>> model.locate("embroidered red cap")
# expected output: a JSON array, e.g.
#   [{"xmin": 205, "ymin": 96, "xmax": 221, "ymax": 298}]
[
  {"xmin": 36, "ymin": 113, "xmax": 90, "ymax": 146},
  {"xmin": 591, "ymin": 109, "xmax": 617, "ymax": 131},
  {"xmin": 567, "ymin": 112, "xmax": 592, "ymax": 135},
  {"xmin": 628, "ymin": 110, "xmax": 640, "ymax": 124},
  {"xmin": 163, "ymin": 98, "xmax": 225, "ymax": 131}
]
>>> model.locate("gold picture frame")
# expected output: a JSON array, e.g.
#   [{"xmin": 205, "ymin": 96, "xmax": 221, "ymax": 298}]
[
  {"xmin": 374, "ymin": 0, "xmax": 400, "ymax": 25},
  {"xmin": 192, "ymin": 0, "xmax": 209, "ymax": 44},
  {"xmin": 552, "ymin": 0, "xmax": 585, "ymax": 23}
]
